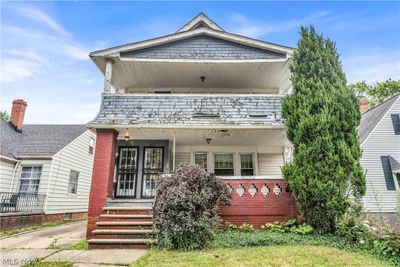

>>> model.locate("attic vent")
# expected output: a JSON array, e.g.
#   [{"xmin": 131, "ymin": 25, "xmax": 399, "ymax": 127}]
[
  {"xmin": 249, "ymin": 114, "xmax": 269, "ymax": 118},
  {"xmin": 193, "ymin": 112, "xmax": 220, "ymax": 118}
]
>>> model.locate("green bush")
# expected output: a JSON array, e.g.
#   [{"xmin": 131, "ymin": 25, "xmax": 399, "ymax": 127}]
[
  {"xmin": 290, "ymin": 223, "xmax": 314, "ymax": 235},
  {"xmin": 372, "ymin": 231, "xmax": 400, "ymax": 265},
  {"xmin": 238, "ymin": 223, "xmax": 255, "ymax": 232},
  {"xmin": 153, "ymin": 163, "xmax": 231, "ymax": 250},
  {"xmin": 336, "ymin": 217, "xmax": 372, "ymax": 246},
  {"xmin": 260, "ymin": 220, "xmax": 313, "ymax": 235}
]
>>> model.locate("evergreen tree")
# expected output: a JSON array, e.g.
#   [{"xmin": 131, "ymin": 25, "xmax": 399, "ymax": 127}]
[{"xmin": 282, "ymin": 26, "xmax": 366, "ymax": 233}]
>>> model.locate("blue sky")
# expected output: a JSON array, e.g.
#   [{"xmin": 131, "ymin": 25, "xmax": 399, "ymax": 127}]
[{"xmin": 1, "ymin": 1, "xmax": 399, "ymax": 124}]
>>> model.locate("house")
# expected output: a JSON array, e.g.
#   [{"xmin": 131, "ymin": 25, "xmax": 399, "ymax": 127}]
[
  {"xmin": 85, "ymin": 13, "xmax": 298, "ymax": 248},
  {"xmin": 358, "ymin": 94, "xmax": 400, "ymax": 224},
  {"xmin": 0, "ymin": 99, "xmax": 96, "ymax": 230}
]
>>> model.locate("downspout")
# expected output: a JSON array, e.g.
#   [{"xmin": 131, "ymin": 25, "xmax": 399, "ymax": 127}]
[{"xmin": 9, "ymin": 160, "xmax": 21, "ymax": 193}]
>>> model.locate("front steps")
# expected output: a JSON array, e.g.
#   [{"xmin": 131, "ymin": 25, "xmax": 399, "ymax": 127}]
[{"xmin": 88, "ymin": 204, "xmax": 156, "ymax": 249}]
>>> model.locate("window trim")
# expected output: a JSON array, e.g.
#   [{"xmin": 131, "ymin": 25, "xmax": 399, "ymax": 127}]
[
  {"xmin": 213, "ymin": 153, "xmax": 235, "ymax": 176},
  {"xmin": 19, "ymin": 165, "xmax": 42, "ymax": 194},
  {"xmin": 194, "ymin": 152, "xmax": 208, "ymax": 171},
  {"xmin": 68, "ymin": 170, "xmax": 80, "ymax": 195},
  {"xmin": 240, "ymin": 153, "xmax": 254, "ymax": 176},
  {"xmin": 89, "ymin": 137, "xmax": 95, "ymax": 155}
]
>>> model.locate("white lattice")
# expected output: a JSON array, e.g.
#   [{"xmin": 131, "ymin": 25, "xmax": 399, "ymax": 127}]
[
  {"xmin": 261, "ymin": 185, "xmax": 270, "ymax": 197},
  {"xmin": 236, "ymin": 184, "xmax": 245, "ymax": 197},
  {"xmin": 273, "ymin": 184, "xmax": 282, "ymax": 196},
  {"xmin": 248, "ymin": 184, "xmax": 257, "ymax": 197}
]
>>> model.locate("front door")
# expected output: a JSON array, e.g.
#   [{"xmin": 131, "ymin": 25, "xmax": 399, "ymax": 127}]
[
  {"xmin": 142, "ymin": 147, "xmax": 164, "ymax": 198},
  {"xmin": 115, "ymin": 147, "xmax": 138, "ymax": 198}
]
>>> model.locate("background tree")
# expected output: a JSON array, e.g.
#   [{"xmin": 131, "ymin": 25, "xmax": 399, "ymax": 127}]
[
  {"xmin": 0, "ymin": 111, "xmax": 9, "ymax": 121},
  {"xmin": 349, "ymin": 79, "xmax": 400, "ymax": 107},
  {"xmin": 282, "ymin": 26, "xmax": 366, "ymax": 233}
]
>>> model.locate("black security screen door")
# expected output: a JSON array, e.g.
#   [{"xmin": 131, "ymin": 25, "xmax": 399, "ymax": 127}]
[
  {"xmin": 115, "ymin": 147, "xmax": 138, "ymax": 198},
  {"xmin": 142, "ymin": 147, "xmax": 163, "ymax": 198}
]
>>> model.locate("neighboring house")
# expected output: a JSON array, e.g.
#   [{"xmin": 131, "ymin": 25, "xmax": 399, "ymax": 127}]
[
  {"xmin": 0, "ymin": 99, "xmax": 96, "ymax": 230},
  {"xmin": 85, "ymin": 13, "xmax": 298, "ymax": 248},
  {"xmin": 358, "ymin": 94, "xmax": 400, "ymax": 223}
]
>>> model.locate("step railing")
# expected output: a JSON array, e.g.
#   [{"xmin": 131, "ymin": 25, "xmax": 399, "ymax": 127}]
[{"xmin": 0, "ymin": 192, "xmax": 46, "ymax": 214}]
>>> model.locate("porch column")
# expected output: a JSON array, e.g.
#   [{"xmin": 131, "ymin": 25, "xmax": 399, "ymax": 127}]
[
  {"xmin": 86, "ymin": 129, "xmax": 118, "ymax": 238},
  {"xmin": 103, "ymin": 59, "xmax": 113, "ymax": 94}
]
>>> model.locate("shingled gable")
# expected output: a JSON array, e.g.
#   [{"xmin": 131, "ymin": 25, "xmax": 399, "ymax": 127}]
[{"xmin": 89, "ymin": 13, "xmax": 294, "ymax": 60}]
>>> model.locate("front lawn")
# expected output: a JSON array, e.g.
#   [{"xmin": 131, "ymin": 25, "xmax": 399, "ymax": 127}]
[{"xmin": 132, "ymin": 245, "xmax": 390, "ymax": 267}]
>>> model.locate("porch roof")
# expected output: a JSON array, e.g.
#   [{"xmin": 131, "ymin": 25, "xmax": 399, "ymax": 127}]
[{"xmin": 87, "ymin": 94, "xmax": 284, "ymax": 129}]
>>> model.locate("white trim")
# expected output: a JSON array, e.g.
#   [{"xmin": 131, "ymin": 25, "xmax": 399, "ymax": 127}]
[
  {"xmin": 221, "ymin": 176, "xmax": 283, "ymax": 180},
  {"xmin": 361, "ymin": 96, "xmax": 400, "ymax": 146},
  {"xmin": 0, "ymin": 155, "xmax": 19, "ymax": 163},
  {"xmin": 119, "ymin": 57, "xmax": 289, "ymax": 64},
  {"xmin": 112, "ymin": 93, "xmax": 284, "ymax": 97},
  {"xmin": 18, "ymin": 156, "xmax": 53, "ymax": 159},
  {"xmin": 88, "ymin": 124, "xmax": 285, "ymax": 130},
  {"xmin": 90, "ymin": 27, "xmax": 294, "ymax": 57},
  {"xmin": 177, "ymin": 13, "xmax": 224, "ymax": 33}
]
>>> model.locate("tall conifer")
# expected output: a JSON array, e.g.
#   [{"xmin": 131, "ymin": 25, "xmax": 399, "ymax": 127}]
[{"xmin": 282, "ymin": 26, "xmax": 366, "ymax": 233}]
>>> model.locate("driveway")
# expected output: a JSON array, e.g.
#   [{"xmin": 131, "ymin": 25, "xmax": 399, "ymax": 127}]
[{"xmin": 1, "ymin": 221, "xmax": 146, "ymax": 266}]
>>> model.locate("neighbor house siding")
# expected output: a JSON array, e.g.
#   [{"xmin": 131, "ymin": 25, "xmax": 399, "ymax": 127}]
[
  {"xmin": 0, "ymin": 159, "xmax": 17, "ymax": 192},
  {"xmin": 361, "ymin": 97, "xmax": 400, "ymax": 213},
  {"xmin": 257, "ymin": 153, "xmax": 283, "ymax": 177},
  {"xmin": 45, "ymin": 130, "xmax": 95, "ymax": 214}
]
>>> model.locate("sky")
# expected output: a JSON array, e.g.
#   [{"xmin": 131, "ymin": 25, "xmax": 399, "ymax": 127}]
[{"xmin": 1, "ymin": 1, "xmax": 399, "ymax": 124}]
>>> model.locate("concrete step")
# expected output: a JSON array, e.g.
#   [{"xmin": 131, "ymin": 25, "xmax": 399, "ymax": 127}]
[
  {"xmin": 96, "ymin": 221, "xmax": 153, "ymax": 226},
  {"xmin": 88, "ymin": 238, "xmax": 155, "ymax": 249},
  {"xmin": 92, "ymin": 229, "xmax": 154, "ymax": 235},
  {"xmin": 102, "ymin": 207, "xmax": 153, "ymax": 215},
  {"xmin": 99, "ymin": 214, "xmax": 153, "ymax": 219}
]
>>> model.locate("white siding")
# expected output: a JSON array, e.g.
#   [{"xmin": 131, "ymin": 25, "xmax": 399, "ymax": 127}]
[
  {"xmin": 45, "ymin": 130, "xmax": 95, "ymax": 214},
  {"xmin": 257, "ymin": 153, "xmax": 283, "ymax": 177},
  {"xmin": 0, "ymin": 159, "xmax": 17, "ymax": 192},
  {"xmin": 361, "ymin": 98, "xmax": 400, "ymax": 213},
  {"xmin": 175, "ymin": 152, "xmax": 190, "ymax": 165}
]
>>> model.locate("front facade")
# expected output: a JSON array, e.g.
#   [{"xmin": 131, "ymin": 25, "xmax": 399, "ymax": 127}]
[
  {"xmin": 0, "ymin": 100, "xmax": 96, "ymax": 230},
  {"xmin": 359, "ymin": 94, "xmax": 400, "ymax": 223},
  {"xmin": 86, "ymin": 13, "xmax": 299, "ymax": 247}
]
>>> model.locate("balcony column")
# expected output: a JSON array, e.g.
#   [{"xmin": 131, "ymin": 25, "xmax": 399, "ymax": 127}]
[{"xmin": 103, "ymin": 59, "xmax": 113, "ymax": 94}]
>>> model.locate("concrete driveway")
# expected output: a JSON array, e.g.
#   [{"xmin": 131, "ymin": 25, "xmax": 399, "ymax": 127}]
[{"xmin": 1, "ymin": 221, "xmax": 146, "ymax": 267}]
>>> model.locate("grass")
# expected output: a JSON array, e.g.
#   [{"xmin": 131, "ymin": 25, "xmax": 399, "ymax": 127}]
[
  {"xmin": 63, "ymin": 239, "xmax": 88, "ymax": 250},
  {"xmin": 0, "ymin": 220, "xmax": 84, "ymax": 238},
  {"xmin": 132, "ymin": 245, "xmax": 390, "ymax": 267}
]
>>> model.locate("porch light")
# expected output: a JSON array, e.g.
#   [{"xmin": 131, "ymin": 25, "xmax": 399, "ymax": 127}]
[
  {"xmin": 200, "ymin": 76, "xmax": 206, "ymax": 82},
  {"xmin": 206, "ymin": 138, "xmax": 211, "ymax": 144},
  {"xmin": 124, "ymin": 129, "xmax": 130, "ymax": 141}
]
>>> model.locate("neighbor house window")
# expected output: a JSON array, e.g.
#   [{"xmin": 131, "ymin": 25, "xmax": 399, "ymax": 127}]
[
  {"xmin": 68, "ymin": 170, "xmax": 79, "ymax": 194},
  {"xmin": 194, "ymin": 153, "xmax": 207, "ymax": 171},
  {"xmin": 391, "ymin": 114, "xmax": 400, "ymax": 135},
  {"xmin": 214, "ymin": 154, "xmax": 234, "ymax": 176},
  {"xmin": 19, "ymin": 166, "xmax": 42, "ymax": 194},
  {"xmin": 240, "ymin": 154, "xmax": 254, "ymax": 176},
  {"xmin": 89, "ymin": 138, "xmax": 95, "ymax": 154}
]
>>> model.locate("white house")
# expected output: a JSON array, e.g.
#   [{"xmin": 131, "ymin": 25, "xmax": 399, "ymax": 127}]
[
  {"xmin": 0, "ymin": 99, "xmax": 96, "ymax": 229},
  {"xmin": 359, "ymin": 94, "xmax": 400, "ymax": 223}
]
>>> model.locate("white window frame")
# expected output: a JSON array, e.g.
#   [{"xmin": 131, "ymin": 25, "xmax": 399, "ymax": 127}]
[
  {"xmin": 240, "ymin": 153, "xmax": 254, "ymax": 176},
  {"xmin": 194, "ymin": 152, "xmax": 208, "ymax": 171},
  {"xmin": 68, "ymin": 170, "xmax": 79, "ymax": 195},
  {"xmin": 213, "ymin": 153, "xmax": 235, "ymax": 176},
  {"xmin": 19, "ymin": 166, "xmax": 42, "ymax": 194},
  {"xmin": 89, "ymin": 137, "xmax": 95, "ymax": 155}
]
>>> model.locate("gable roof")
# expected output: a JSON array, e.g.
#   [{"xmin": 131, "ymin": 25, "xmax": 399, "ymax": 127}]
[
  {"xmin": 89, "ymin": 13, "xmax": 294, "ymax": 59},
  {"xmin": 358, "ymin": 93, "xmax": 400, "ymax": 144},
  {"xmin": 0, "ymin": 121, "xmax": 88, "ymax": 159}
]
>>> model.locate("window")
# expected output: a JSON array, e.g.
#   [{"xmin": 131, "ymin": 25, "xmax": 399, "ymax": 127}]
[
  {"xmin": 241, "ymin": 154, "xmax": 254, "ymax": 176},
  {"xmin": 89, "ymin": 138, "xmax": 95, "ymax": 154},
  {"xmin": 391, "ymin": 114, "xmax": 400, "ymax": 135},
  {"xmin": 381, "ymin": 156, "xmax": 396, "ymax": 190},
  {"xmin": 214, "ymin": 154, "xmax": 234, "ymax": 176},
  {"xmin": 194, "ymin": 153, "xmax": 207, "ymax": 171},
  {"xmin": 68, "ymin": 170, "xmax": 79, "ymax": 194},
  {"xmin": 19, "ymin": 166, "xmax": 42, "ymax": 194}
]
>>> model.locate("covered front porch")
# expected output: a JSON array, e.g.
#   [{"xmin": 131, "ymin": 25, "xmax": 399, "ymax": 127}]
[{"xmin": 109, "ymin": 127, "xmax": 292, "ymax": 200}]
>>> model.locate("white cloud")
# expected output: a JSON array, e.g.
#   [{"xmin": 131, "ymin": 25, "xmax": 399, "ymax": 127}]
[
  {"xmin": 343, "ymin": 52, "xmax": 400, "ymax": 83},
  {"xmin": 225, "ymin": 11, "xmax": 331, "ymax": 38},
  {"xmin": 11, "ymin": 5, "xmax": 68, "ymax": 35},
  {"xmin": 0, "ymin": 59, "xmax": 40, "ymax": 82}
]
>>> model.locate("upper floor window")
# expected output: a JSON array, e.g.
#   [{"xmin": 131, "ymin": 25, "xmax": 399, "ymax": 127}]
[
  {"xmin": 240, "ymin": 154, "xmax": 254, "ymax": 176},
  {"xmin": 194, "ymin": 153, "xmax": 207, "ymax": 171},
  {"xmin": 19, "ymin": 166, "xmax": 42, "ymax": 194},
  {"xmin": 214, "ymin": 154, "xmax": 234, "ymax": 176},
  {"xmin": 381, "ymin": 156, "xmax": 396, "ymax": 190},
  {"xmin": 68, "ymin": 170, "xmax": 79, "ymax": 194},
  {"xmin": 89, "ymin": 138, "xmax": 95, "ymax": 155},
  {"xmin": 391, "ymin": 114, "xmax": 400, "ymax": 135}
]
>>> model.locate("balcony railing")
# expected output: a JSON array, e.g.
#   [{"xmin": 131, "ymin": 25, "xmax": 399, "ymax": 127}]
[{"xmin": 0, "ymin": 192, "xmax": 46, "ymax": 214}]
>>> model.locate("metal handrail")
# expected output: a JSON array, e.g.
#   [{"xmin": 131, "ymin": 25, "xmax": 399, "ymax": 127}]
[{"xmin": 0, "ymin": 192, "xmax": 45, "ymax": 214}]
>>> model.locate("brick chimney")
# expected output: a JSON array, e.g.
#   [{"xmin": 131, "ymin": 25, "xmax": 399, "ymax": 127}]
[
  {"xmin": 10, "ymin": 99, "xmax": 27, "ymax": 131},
  {"xmin": 359, "ymin": 98, "xmax": 369, "ymax": 114}
]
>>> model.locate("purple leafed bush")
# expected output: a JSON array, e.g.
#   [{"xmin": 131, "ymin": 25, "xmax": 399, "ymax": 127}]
[{"xmin": 153, "ymin": 163, "xmax": 231, "ymax": 250}]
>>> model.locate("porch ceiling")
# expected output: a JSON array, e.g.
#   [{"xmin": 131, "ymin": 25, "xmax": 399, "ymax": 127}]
[
  {"xmin": 92, "ymin": 57, "xmax": 291, "ymax": 93},
  {"xmin": 115, "ymin": 128, "xmax": 290, "ymax": 147}
]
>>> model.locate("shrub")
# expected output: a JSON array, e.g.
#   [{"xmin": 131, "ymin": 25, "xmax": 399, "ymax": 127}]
[
  {"xmin": 153, "ymin": 163, "xmax": 231, "ymax": 250},
  {"xmin": 238, "ymin": 223, "xmax": 254, "ymax": 232},
  {"xmin": 260, "ymin": 220, "xmax": 313, "ymax": 235},
  {"xmin": 290, "ymin": 223, "xmax": 314, "ymax": 235},
  {"xmin": 336, "ymin": 217, "xmax": 372, "ymax": 246}
]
